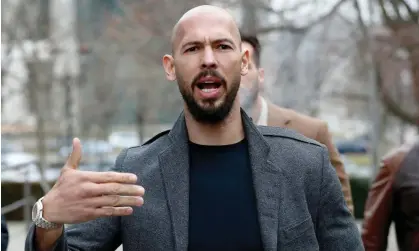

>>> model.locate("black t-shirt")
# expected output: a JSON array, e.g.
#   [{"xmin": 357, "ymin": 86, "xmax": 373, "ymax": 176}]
[{"xmin": 188, "ymin": 139, "xmax": 263, "ymax": 251}]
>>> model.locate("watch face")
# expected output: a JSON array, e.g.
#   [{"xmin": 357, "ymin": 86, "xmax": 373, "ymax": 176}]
[{"xmin": 32, "ymin": 202, "xmax": 39, "ymax": 221}]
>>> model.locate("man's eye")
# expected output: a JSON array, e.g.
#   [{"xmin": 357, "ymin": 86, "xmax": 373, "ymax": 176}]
[
  {"xmin": 217, "ymin": 44, "xmax": 231, "ymax": 50},
  {"xmin": 185, "ymin": 47, "xmax": 198, "ymax": 53}
]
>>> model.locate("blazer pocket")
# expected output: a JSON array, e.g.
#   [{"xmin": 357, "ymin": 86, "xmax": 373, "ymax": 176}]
[{"xmin": 280, "ymin": 218, "xmax": 319, "ymax": 250}]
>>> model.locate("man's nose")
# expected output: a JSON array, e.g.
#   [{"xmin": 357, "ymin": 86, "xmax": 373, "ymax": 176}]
[{"xmin": 201, "ymin": 46, "xmax": 217, "ymax": 69}]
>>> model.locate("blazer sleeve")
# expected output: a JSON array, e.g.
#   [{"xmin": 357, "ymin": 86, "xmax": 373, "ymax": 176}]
[
  {"xmin": 316, "ymin": 122, "xmax": 354, "ymax": 215},
  {"xmin": 361, "ymin": 159, "xmax": 395, "ymax": 251},
  {"xmin": 316, "ymin": 146, "xmax": 364, "ymax": 251},
  {"xmin": 25, "ymin": 149, "xmax": 129, "ymax": 251}
]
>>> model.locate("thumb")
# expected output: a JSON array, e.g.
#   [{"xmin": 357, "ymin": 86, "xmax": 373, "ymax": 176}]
[{"xmin": 66, "ymin": 138, "xmax": 82, "ymax": 169}]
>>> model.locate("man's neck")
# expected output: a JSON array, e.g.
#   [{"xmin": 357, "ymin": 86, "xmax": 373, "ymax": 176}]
[
  {"xmin": 185, "ymin": 102, "xmax": 244, "ymax": 146},
  {"xmin": 251, "ymin": 95, "xmax": 263, "ymax": 122}
]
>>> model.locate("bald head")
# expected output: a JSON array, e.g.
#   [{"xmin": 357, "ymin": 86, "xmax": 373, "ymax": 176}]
[{"xmin": 171, "ymin": 5, "xmax": 241, "ymax": 54}]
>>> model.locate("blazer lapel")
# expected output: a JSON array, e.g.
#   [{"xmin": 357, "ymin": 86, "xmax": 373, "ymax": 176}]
[
  {"xmin": 242, "ymin": 110, "xmax": 283, "ymax": 251},
  {"xmin": 159, "ymin": 113, "xmax": 190, "ymax": 251}
]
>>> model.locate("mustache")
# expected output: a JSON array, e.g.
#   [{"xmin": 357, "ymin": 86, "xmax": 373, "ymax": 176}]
[{"xmin": 192, "ymin": 69, "xmax": 226, "ymax": 87}]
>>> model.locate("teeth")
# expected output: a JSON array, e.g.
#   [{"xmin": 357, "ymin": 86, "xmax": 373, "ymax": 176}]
[{"xmin": 202, "ymin": 88, "xmax": 216, "ymax": 93}]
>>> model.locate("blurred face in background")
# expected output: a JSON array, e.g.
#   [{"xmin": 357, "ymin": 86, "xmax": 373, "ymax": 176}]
[
  {"xmin": 239, "ymin": 41, "xmax": 264, "ymax": 114},
  {"xmin": 163, "ymin": 10, "xmax": 249, "ymax": 124}
]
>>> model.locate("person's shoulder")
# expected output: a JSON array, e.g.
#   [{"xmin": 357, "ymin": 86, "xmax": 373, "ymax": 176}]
[
  {"xmin": 121, "ymin": 130, "xmax": 171, "ymax": 159},
  {"xmin": 258, "ymin": 125, "xmax": 324, "ymax": 148},
  {"xmin": 277, "ymin": 106, "xmax": 326, "ymax": 128},
  {"xmin": 111, "ymin": 130, "xmax": 172, "ymax": 172},
  {"xmin": 142, "ymin": 130, "xmax": 172, "ymax": 146},
  {"xmin": 380, "ymin": 141, "xmax": 417, "ymax": 171},
  {"xmin": 257, "ymin": 125, "xmax": 327, "ymax": 193}
]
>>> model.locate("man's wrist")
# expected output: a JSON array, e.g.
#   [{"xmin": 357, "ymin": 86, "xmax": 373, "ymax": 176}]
[
  {"xmin": 33, "ymin": 196, "xmax": 63, "ymax": 229},
  {"xmin": 35, "ymin": 224, "xmax": 64, "ymax": 235},
  {"xmin": 35, "ymin": 225, "xmax": 64, "ymax": 251}
]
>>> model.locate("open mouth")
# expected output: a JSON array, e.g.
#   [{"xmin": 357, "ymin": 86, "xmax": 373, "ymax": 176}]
[
  {"xmin": 196, "ymin": 81, "xmax": 222, "ymax": 92},
  {"xmin": 193, "ymin": 74, "xmax": 224, "ymax": 99}
]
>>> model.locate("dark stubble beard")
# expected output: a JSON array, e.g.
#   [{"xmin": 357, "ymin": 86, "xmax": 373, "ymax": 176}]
[{"xmin": 177, "ymin": 70, "xmax": 241, "ymax": 124}]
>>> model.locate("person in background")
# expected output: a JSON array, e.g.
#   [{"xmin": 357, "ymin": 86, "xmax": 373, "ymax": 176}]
[
  {"xmin": 362, "ymin": 139, "xmax": 419, "ymax": 251},
  {"xmin": 2, "ymin": 215, "xmax": 9, "ymax": 251},
  {"xmin": 238, "ymin": 32, "xmax": 354, "ymax": 214}
]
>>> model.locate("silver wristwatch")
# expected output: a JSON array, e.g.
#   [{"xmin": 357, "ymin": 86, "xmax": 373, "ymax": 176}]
[{"xmin": 32, "ymin": 197, "xmax": 61, "ymax": 229}]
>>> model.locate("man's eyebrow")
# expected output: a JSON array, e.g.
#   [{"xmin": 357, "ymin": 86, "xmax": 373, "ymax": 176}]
[
  {"xmin": 180, "ymin": 38, "xmax": 236, "ymax": 51},
  {"xmin": 214, "ymin": 38, "xmax": 235, "ymax": 47},
  {"xmin": 181, "ymin": 41, "xmax": 201, "ymax": 50}
]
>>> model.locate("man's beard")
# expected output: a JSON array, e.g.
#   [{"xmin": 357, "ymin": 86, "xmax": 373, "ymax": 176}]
[
  {"xmin": 238, "ymin": 80, "xmax": 259, "ymax": 116},
  {"xmin": 177, "ymin": 70, "xmax": 241, "ymax": 124}
]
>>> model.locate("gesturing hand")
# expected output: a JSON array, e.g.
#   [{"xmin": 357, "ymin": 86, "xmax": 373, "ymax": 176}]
[{"xmin": 42, "ymin": 138, "xmax": 145, "ymax": 224}]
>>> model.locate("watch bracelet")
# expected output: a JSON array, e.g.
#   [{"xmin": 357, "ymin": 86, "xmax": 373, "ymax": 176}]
[{"xmin": 34, "ymin": 216, "xmax": 61, "ymax": 229}]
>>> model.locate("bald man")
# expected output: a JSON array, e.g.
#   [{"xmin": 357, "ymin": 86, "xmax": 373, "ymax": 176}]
[{"xmin": 26, "ymin": 5, "xmax": 362, "ymax": 251}]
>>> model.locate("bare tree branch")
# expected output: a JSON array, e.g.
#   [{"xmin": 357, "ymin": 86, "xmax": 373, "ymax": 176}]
[
  {"xmin": 255, "ymin": 0, "xmax": 349, "ymax": 34},
  {"xmin": 375, "ymin": 64, "xmax": 418, "ymax": 123},
  {"xmin": 372, "ymin": 0, "xmax": 419, "ymax": 125}
]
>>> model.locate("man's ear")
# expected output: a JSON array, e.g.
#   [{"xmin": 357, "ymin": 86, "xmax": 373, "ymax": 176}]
[
  {"xmin": 240, "ymin": 49, "xmax": 249, "ymax": 76},
  {"xmin": 162, "ymin": 54, "xmax": 176, "ymax": 81},
  {"xmin": 258, "ymin": 67, "xmax": 265, "ymax": 90}
]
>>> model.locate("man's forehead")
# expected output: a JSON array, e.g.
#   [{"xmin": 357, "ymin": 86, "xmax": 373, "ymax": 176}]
[
  {"xmin": 180, "ymin": 18, "xmax": 234, "ymax": 41},
  {"xmin": 171, "ymin": 6, "xmax": 240, "ymax": 50}
]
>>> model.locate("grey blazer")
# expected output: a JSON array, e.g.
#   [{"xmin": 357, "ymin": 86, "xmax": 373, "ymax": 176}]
[{"xmin": 26, "ymin": 111, "xmax": 363, "ymax": 251}]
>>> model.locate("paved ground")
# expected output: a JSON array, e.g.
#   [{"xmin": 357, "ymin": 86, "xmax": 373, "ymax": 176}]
[
  {"xmin": 6, "ymin": 220, "xmax": 397, "ymax": 250},
  {"xmin": 5, "ymin": 221, "xmax": 122, "ymax": 251}
]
